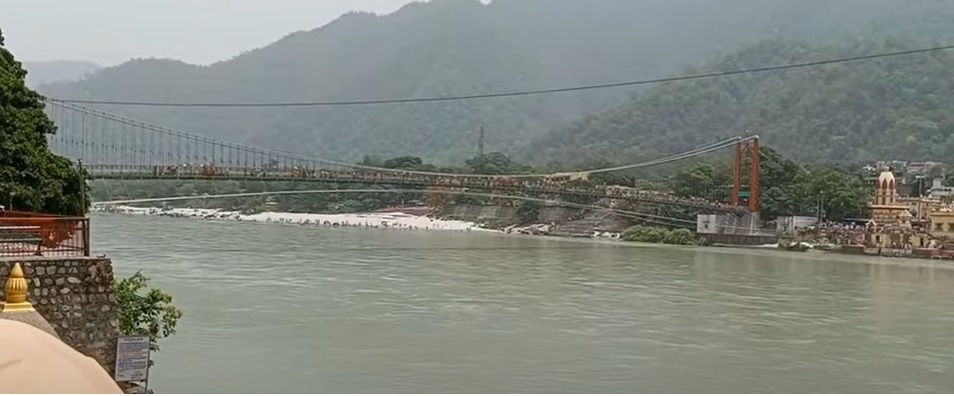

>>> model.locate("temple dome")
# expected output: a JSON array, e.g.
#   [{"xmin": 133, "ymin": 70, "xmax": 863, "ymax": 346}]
[{"xmin": 878, "ymin": 170, "xmax": 896, "ymax": 184}]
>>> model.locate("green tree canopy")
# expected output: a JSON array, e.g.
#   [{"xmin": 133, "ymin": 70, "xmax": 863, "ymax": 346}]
[
  {"xmin": 382, "ymin": 156, "xmax": 424, "ymax": 170},
  {"xmin": 40, "ymin": 0, "xmax": 951, "ymax": 164},
  {"xmin": 529, "ymin": 0, "xmax": 954, "ymax": 167},
  {"xmin": 465, "ymin": 152, "xmax": 533, "ymax": 175},
  {"xmin": 0, "ymin": 30, "xmax": 87, "ymax": 215},
  {"xmin": 668, "ymin": 145, "xmax": 870, "ymax": 220},
  {"xmin": 113, "ymin": 271, "xmax": 182, "ymax": 352}
]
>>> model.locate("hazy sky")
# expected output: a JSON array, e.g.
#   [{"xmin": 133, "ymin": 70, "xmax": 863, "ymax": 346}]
[{"xmin": 0, "ymin": 0, "xmax": 416, "ymax": 66}]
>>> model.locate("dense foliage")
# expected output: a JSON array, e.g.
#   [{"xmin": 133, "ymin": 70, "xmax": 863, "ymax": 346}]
[
  {"xmin": 36, "ymin": 0, "xmax": 945, "ymax": 164},
  {"xmin": 0, "ymin": 30, "xmax": 88, "ymax": 215},
  {"xmin": 531, "ymin": 0, "xmax": 954, "ymax": 166},
  {"xmin": 622, "ymin": 226, "xmax": 696, "ymax": 245},
  {"xmin": 113, "ymin": 271, "xmax": 183, "ymax": 353},
  {"xmin": 667, "ymin": 147, "xmax": 871, "ymax": 221}
]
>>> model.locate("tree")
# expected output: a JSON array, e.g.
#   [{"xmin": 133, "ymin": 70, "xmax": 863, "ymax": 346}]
[
  {"xmin": 0, "ymin": 30, "xmax": 88, "ymax": 215},
  {"xmin": 800, "ymin": 165, "xmax": 870, "ymax": 221},
  {"xmin": 113, "ymin": 271, "xmax": 182, "ymax": 352},
  {"xmin": 621, "ymin": 225, "xmax": 695, "ymax": 245},
  {"xmin": 528, "ymin": 11, "xmax": 954, "ymax": 168},
  {"xmin": 669, "ymin": 163, "xmax": 728, "ymax": 201},
  {"xmin": 576, "ymin": 157, "xmax": 633, "ymax": 186},
  {"xmin": 465, "ymin": 152, "xmax": 532, "ymax": 175},
  {"xmin": 666, "ymin": 145, "xmax": 869, "ymax": 220},
  {"xmin": 382, "ymin": 156, "xmax": 424, "ymax": 170}
]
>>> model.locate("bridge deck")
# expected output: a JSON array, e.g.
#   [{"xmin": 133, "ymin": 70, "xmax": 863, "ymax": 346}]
[{"xmin": 85, "ymin": 165, "xmax": 747, "ymax": 214}]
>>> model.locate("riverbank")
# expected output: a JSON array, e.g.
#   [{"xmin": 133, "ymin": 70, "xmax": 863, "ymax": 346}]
[
  {"xmin": 96, "ymin": 206, "xmax": 486, "ymax": 232},
  {"xmin": 93, "ymin": 206, "xmax": 954, "ymax": 262},
  {"xmin": 94, "ymin": 205, "xmax": 626, "ymax": 239}
]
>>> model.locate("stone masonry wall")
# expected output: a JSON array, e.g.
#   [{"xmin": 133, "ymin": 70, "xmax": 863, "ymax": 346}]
[
  {"xmin": 442, "ymin": 204, "xmax": 582, "ymax": 222},
  {"xmin": 0, "ymin": 257, "xmax": 119, "ymax": 374}
]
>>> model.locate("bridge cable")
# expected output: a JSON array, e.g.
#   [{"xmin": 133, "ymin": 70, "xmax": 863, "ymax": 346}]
[{"xmin": 47, "ymin": 99, "xmax": 751, "ymax": 179}]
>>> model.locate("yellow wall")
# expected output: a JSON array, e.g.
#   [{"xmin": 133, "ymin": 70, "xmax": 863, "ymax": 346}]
[
  {"xmin": 928, "ymin": 212, "xmax": 954, "ymax": 239},
  {"xmin": 868, "ymin": 232, "xmax": 932, "ymax": 248}
]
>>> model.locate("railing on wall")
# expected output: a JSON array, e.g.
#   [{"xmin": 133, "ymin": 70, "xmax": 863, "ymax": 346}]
[{"xmin": 0, "ymin": 211, "xmax": 90, "ymax": 257}]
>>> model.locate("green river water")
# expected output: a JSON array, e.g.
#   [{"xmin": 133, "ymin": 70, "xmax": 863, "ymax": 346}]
[{"xmin": 93, "ymin": 213, "xmax": 954, "ymax": 393}]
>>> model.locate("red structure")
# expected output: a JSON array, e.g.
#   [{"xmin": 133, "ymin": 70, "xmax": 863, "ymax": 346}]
[
  {"xmin": 731, "ymin": 141, "xmax": 743, "ymax": 206},
  {"xmin": 0, "ymin": 210, "xmax": 89, "ymax": 257},
  {"xmin": 731, "ymin": 136, "xmax": 761, "ymax": 213}
]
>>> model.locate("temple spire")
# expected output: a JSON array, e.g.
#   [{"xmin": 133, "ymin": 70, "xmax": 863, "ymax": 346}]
[{"xmin": 2, "ymin": 263, "xmax": 35, "ymax": 312}]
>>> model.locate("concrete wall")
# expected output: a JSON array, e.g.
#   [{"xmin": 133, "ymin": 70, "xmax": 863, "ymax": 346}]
[
  {"xmin": 0, "ymin": 257, "xmax": 119, "ymax": 375},
  {"xmin": 537, "ymin": 207, "xmax": 580, "ymax": 223},
  {"xmin": 701, "ymin": 233, "xmax": 778, "ymax": 246},
  {"xmin": 777, "ymin": 216, "xmax": 819, "ymax": 234},
  {"xmin": 442, "ymin": 205, "xmax": 518, "ymax": 220},
  {"xmin": 697, "ymin": 213, "xmax": 761, "ymax": 235},
  {"xmin": 442, "ymin": 204, "xmax": 580, "ymax": 223}
]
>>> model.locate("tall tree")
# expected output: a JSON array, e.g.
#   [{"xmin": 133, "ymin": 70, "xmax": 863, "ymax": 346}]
[
  {"xmin": 465, "ymin": 152, "xmax": 532, "ymax": 175},
  {"xmin": 667, "ymin": 145, "xmax": 870, "ymax": 220},
  {"xmin": 0, "ymin": 30, "xmax": 87, "ymax": 215},
  {"xmin": 800, "ymin": 165, "xmax": 870, "ymax": 221}
]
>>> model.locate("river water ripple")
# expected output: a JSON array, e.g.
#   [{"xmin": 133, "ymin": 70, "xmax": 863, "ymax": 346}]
[{"xmin": 93, "ymin": 214, "xmax": 954, "ymax": 393}]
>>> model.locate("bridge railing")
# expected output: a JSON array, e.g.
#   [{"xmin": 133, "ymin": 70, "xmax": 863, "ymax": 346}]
[
  {"xmin": 0, "ymin": 211, "xmax": 90, "ymax": 257},
  {"xmin": 83, "ymin": 164, "xmax": 747, "ymax": 214}
]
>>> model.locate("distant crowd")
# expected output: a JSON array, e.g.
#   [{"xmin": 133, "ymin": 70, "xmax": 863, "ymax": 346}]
[{"xmin": 138, "ymin": 164, "xmax": 741, "ymax": 212}]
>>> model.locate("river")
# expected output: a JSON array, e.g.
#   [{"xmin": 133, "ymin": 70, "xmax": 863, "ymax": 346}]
[{"xmin": 92, "ymin": 213, "xmax": 954, "ymax": 393}]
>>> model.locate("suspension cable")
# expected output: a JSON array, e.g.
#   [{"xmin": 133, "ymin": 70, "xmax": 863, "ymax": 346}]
[{"xmin": 46, "ymin": 99, "xmax": 752, "ymax": 179}]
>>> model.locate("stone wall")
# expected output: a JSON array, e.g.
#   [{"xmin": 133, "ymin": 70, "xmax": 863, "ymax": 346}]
[
  {"xmin": 700, "ymin": 233, "xmax": 778, "ymax": 246},
  {"xmin": 441, "ymin": 204, "xmax": 518, "ymax": 220},
  {"xmin": 0, "ymin": 257, "xmax": 119, "ymax": 375},
  {"xmin": 441, "ymin": 204, "xmax": 582, "ymax": 223},
  {"xmin": 441, "ymin": 204, "xmax": 635, "ymax": 235},
  {"xmin": 696, "ymin": 213, "xmax": 762, "ymax": 235}
]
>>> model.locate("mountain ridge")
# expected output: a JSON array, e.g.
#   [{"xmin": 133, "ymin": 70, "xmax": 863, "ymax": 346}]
[
  {"xmin": 37, "ymin": 0, "xmax": 952, "ymax": 164},
  {"xmin": 24, "ymin": 60, "xmax": 100, "ymax": 87}
]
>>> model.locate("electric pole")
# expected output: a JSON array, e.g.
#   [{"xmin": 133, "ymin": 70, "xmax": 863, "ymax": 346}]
[{"xmin": 478, "ymin": 126, "xmax": 485, "ymax": 158}]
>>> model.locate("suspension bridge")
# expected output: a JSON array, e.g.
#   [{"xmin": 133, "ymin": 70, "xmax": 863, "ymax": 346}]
[{"xmin": 41, "ymin": 99, "xmax": 761, "ymax": 219}]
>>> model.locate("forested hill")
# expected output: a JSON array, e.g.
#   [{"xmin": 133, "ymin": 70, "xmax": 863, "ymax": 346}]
[
  {"xmin": 23, "ymin": 61, "xmax": 100, "ymax": 87},
  {"xmin": 528, "ymin": 0, "xmax": 954, "ymax": 166},
  {"xmin": 37, "ymin": 0, "xmax": 937, "ymax": 164}
]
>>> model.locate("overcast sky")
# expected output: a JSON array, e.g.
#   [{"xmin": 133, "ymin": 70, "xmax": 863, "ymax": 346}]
[{"xmin": 0, "ymin": 0, "xmax": 416, "ymax": 66}]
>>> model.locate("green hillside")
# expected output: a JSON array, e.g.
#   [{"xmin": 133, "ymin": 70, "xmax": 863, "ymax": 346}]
[
  {"xmin": 35, "ymin": 0, "xmax": 938, "ymax": 164},
  {"xmin": 529, "ymin": 1, "xmax": 954, "ymax": 166}
]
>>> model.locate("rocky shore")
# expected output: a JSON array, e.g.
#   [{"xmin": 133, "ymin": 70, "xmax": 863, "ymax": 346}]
[{"xmin": 93, "ymin": 206, "xmax": 624, "ymax": 239}]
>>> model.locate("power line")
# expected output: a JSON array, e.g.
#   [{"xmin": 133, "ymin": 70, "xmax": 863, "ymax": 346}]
[
  {"xmin": 477, "ymin": 125, "xmax": 485, "ymax": 158},
  {"xmin": 48, "ymin": 43, "xmax": 954, "ymax": 108}
]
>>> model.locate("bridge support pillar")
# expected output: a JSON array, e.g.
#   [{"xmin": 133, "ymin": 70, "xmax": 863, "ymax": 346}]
[
  {"xmin": 748, "ymin": 137, "xmax": 760, "ymax": 213},
  {"xmin": 731, "ymin": 141, "xmax": 742, "ymax": 206}
]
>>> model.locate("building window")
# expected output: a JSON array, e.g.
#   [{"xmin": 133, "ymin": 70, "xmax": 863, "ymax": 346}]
[{"xmin": 936, "ymin": 222, "xmax": 944, "ymax": 231}]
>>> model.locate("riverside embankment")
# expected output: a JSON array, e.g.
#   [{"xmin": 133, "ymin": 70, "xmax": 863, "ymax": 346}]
[{"xmin": 94, "ymin": 205, "xmax": 625, "ymax": 239}]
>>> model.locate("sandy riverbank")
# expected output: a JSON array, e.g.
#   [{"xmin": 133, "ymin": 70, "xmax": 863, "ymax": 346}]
[
  {"xmin": 93, "ymin": 205, "xmax": 624, "ymax": 239},
  {"xmin": 96, "ymin": 205, "xmax": 489, "ymax": 232}
]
